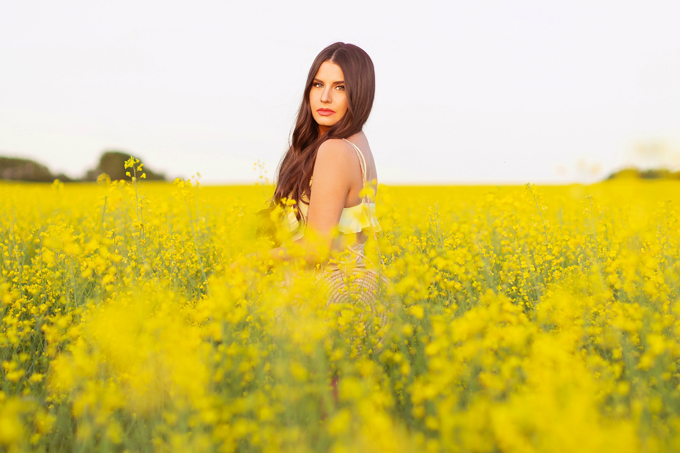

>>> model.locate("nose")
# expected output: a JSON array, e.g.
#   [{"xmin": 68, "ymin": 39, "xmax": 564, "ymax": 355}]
[{"xmin": 320, "ymin": 86, "xmax": 332, "ymax": 104}]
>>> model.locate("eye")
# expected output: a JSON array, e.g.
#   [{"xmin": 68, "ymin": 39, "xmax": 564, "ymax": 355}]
[
  {"xmin": 313, "ymin": 82, "xmax": 323, "ymax": 88},
  {"xmin": 335, "ymin": 85, "xmax": 345, "ymax": 91}
]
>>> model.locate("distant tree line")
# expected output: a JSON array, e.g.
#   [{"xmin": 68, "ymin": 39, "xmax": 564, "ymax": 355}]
[
  {"xmin": 0, "ymin": 151, "xmax": 166, "ymax": 182},
  {"xmin": 605, "ymin": 168, "xmax": 680, "ymax": 180},
  {"xmin": 0, "ymin": 157, "xmax": 68, "ymax": 182}
]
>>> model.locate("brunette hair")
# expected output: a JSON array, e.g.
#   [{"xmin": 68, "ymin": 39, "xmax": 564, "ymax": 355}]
[{"xmin": 272, "ymin": 42, "xmax": 375, "ymax": 219}]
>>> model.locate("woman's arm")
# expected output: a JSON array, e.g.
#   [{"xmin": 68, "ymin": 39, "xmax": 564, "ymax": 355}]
[{"xmin": 263, "ymin": 139, "xmax": 360, "ymax": 266}]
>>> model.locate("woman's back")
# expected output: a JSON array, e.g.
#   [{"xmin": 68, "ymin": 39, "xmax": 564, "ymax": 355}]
[{"xmin": 340, "ymin": 132, "xmax": 378, "ymax": 209}]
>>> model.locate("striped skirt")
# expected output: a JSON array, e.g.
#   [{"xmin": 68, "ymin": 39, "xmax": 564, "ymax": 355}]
[{"xmin": 314, "ymin": 243, "xmax": 391, "ymax": 353}]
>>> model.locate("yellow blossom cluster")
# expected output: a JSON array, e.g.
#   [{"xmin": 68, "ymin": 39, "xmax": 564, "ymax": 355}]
[{"xmin": 0, "ymin": 173, "xmax": 679, "ymax": 452}]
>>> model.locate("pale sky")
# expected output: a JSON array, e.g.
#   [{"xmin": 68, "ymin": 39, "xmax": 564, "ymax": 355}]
[{"xmin": 1, "ymin": 1, "xmax": 679, "ymax": 184}]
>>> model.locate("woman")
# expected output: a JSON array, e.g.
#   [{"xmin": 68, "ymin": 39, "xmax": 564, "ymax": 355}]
[{"xmin": 266, "ymin": 41, "xmax": 387, "ymax": 316}]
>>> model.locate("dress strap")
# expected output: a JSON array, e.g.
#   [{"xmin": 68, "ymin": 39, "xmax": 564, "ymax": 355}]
[
  {"xmin": 341, "ymin": 139, "xmax": 383, "ymax": 267},
  {"xmin": 342, "ymin": 138, "xmax": 368, "ymax": 185}
]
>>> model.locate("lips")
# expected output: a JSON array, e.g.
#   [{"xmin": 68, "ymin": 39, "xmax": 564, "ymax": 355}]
[{"xmin": 317, "ymin": 108, "xmax": 335, "ymax": 116}]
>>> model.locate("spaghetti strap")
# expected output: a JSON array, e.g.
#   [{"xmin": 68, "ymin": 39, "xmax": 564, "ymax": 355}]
[{"xmin": 342, "ymin": 138, "xmax": 368, "ymax": 184}]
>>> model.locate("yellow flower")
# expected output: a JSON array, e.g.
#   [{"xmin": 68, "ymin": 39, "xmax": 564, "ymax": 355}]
[{"xmin": 124, "ymin": 156, "xmax": 139, "ymax": 169}]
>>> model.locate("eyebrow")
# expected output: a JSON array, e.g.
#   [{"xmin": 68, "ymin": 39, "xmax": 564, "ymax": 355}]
[{"xmin": 313, "ymin": 78, "xmax": 345, "ymax": 85}]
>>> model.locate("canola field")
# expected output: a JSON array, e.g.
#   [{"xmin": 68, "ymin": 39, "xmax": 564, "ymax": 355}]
[{"xmin": 1, "ymin": 173, "xmax": 679, "ymax": 452}]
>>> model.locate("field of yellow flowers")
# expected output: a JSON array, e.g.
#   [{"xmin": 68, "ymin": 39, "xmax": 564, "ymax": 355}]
[{"xmin": 1, "ymin": 168, "xmax": 679, "ymax": 452}]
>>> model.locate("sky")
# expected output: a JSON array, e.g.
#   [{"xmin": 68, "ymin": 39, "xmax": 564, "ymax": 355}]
[{"xmin": 1, "ymin": 0, "xmax": 679, "ymax": 184}]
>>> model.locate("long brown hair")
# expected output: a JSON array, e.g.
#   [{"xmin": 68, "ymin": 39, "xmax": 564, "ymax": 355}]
[{"xmin": 272, "ymin": 42, "xmax": 375, "ymax": 219}]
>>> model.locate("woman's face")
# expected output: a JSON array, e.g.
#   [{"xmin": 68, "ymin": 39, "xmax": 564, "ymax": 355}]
[{"xmin": 309, "ymin": 61, "xmax": 348, "ymax": 134}]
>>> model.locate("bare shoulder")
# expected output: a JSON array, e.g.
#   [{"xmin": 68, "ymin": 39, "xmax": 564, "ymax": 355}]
[
  {"xmin": 317, "ymin": 138, "xmax": 354, "ymax": 158},
  {"xmin": 315, "ymin": 139, "xmax": 356, "ymax": 169}
]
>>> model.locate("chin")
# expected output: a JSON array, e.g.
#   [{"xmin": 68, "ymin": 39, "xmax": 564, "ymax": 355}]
[{"xmin": 314, "ymin": 118, "xmax": 338, "ymax": 128}]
